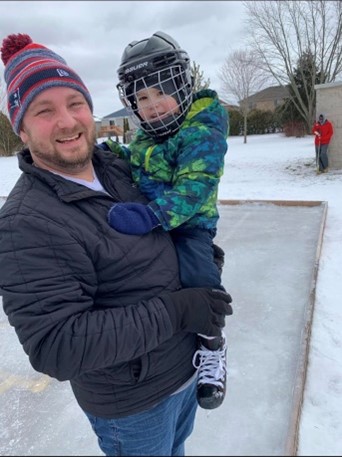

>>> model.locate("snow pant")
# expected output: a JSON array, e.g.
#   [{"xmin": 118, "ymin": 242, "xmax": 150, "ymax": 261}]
[
  {"xmin": 316, "ymin": 144, "xmax": 329, "ymax": 172},
  {"xmin": 170, "ymin": 226, "xmax": 225, "ymax": 291},
  {"xmin": 170, "ymin": 226, "xmax": 226, "ymax": 349}
]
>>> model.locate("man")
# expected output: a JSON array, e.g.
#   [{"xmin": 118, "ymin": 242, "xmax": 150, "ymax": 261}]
[
  {"xmin": 312, "ymin": 113, "xmax": 334, "ymax": 174},
  {"xmin": 0, "ymin": 33, "xmax": 232, "ymax": 456}
]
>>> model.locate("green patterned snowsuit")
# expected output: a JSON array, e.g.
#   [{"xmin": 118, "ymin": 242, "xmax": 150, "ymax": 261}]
[{"xmin": 107, "ymin": 89, "xmax": 229, "ymax": 232}]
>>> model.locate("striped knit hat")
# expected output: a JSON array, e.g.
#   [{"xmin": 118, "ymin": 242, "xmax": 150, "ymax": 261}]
[{"xmin": 1, "ymin": 33, "xmax": 93, "ymax": 135}]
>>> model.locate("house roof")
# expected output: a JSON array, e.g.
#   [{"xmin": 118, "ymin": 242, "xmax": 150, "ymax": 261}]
[
  {"xmin": 220, "ymin": 101, "xmax": 239, "ymax": 111},
  {"xmin": 240, "ymin": 85, "xmax": 290, "ymax": 104},
  {"xmin": 102, "ymin": 107, "xmax": 131, "ymax": 119}
]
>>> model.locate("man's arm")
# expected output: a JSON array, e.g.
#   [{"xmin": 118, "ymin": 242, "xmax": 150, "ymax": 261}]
[{"xmin": 0, "ymin": 214, "xmax": 231, "ymax": 381}]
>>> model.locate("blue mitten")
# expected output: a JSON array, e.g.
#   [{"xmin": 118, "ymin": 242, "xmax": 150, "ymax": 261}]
[{"xmin": 108, "ymin": 202, "xmax": 161, "ymax": 235}]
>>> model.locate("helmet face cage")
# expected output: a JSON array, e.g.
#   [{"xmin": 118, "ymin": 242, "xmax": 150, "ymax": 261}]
[{"xmin": 117, "ymin": 62, "xmax": 193, "ymax": 139}]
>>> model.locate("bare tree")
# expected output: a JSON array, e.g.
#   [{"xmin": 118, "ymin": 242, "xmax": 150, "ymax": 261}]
[
  {"xmin": 0, "ymin": 111, "xmax": 23, "ymax": 156},
  {"xmin": 218, "ymin": 50, "xmax": 267, "ymax": 143},
  {"xmin": 0, "ymin": 76, "xmax": 23, "ymax": 156},
  {"xmin": 0, "ymin": 75, "xmax": 7, "ymax": 114},
  {"xmin": 191, "ymin": 61, "xmax": 211, "ymax": 92},
  {"xmin": 244, "ymin": 0, "xmax": 342, "ymax": 130}
]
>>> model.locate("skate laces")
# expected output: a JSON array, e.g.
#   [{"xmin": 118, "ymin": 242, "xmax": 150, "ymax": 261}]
[{"xmin": 192, "ymin": 337, "xmax": 227, "ymax": 388}]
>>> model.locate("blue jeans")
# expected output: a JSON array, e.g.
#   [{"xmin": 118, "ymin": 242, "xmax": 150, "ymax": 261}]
[
  {"xmin": 316, "ymin": 143, "xmax": 329, "ymax": 171},
  {"xmin": 84, "ymin": 378, "xmax": 198, "ymax": 456}
]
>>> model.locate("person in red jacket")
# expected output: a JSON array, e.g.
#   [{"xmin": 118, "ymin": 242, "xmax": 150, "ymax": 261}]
[{"xmin": 312, "ymin": 113, "xmax": 334, "ymax": 173}]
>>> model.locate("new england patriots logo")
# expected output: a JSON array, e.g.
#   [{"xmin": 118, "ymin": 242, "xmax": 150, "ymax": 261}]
[
  {"xmin": 9, "ymin": 88, "xmax": 21, "ymax": 110},
  {"xmin": 56, "ymin": 69, "xmax": 70, "ymax": 77}
]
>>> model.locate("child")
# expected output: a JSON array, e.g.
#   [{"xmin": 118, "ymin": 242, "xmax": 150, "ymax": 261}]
[{"xmin": 101, "ymin": 31, "xmax": 230, "ymax": 410}]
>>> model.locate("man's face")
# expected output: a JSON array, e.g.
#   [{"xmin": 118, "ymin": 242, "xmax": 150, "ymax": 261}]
[{"xmin": 19, "ymin": 87, "xmax": 96, "ymax": 173}]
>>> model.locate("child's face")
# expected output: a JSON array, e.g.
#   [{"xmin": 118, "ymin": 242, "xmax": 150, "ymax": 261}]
[{"xmin": 136, "ymin": 87, "xmax": 180, "ymax": 122}]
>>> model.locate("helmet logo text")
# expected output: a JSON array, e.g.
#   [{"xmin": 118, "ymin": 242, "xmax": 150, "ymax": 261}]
[{"xmin": 125, "ymin": 62, "xmax": 149, "ymax": 74}]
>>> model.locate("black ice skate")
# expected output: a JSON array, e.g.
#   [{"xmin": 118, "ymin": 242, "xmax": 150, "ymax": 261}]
[{"xmin": 192, "ymin": 331, "xmax": 227, "ymax": 410}]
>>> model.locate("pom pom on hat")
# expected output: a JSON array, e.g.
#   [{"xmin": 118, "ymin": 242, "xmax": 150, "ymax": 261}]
[
  {"xmin": 1, "ymin": 33, "xmax": 93, "ymax": 135},
  {"xmin": 1, "ymin": 33, "xmax": 33, "ymax": 65}
]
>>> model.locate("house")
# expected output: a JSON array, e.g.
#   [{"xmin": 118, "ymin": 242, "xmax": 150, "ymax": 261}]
[
  {"xmin": 100, "ymin": 107, "xmax": 135, "ymax": 132},
  {"xmin": 240, "ymin": 85, "xmax": 290, "ymax": 112},
  {"xmin": 93, "ymin": 115, "xmax": 102, "ymax": 136},
  {"xmin": 99, "ymin": 107, "xmax": 137, "ymax": 141},
  {"xmin": 219, "ymin": 99, "xmax": 239, "ymax": 114}
]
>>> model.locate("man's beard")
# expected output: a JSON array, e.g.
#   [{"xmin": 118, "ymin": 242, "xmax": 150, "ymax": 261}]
[{"xmin": 28, "ymin": 124, "xmax": 97, "ymax": 172}]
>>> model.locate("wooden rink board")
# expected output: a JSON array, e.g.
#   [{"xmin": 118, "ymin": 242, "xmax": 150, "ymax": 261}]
[
  {"xmin": 0, "ymin": 198, "xmax": 327, "ymax": 456},
  {"xmin": 187, "ymin": 199, "xmax": 327, "ymax": 456}
]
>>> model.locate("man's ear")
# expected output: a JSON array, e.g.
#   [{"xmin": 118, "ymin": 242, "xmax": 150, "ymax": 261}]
[{"xmin": 19, "ymin": 129, "xmax": 28, "ymax": 144}]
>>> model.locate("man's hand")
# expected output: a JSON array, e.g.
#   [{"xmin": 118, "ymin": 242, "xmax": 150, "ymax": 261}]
[
  {"xmin": 159, "ymin": 288, "xmax": 233, "ymax": 337},
  {"xmin": 108, "ymin": 203, "xmax": 160, "ymax": 235}
]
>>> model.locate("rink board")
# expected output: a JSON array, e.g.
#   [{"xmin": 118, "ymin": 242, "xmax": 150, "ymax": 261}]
[{"xmin": 0, "ymin": 199, "xmax": 327, "ymax": 456}]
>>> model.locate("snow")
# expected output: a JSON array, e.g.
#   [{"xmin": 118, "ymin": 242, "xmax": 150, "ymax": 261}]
[{"xmin": 0, "ymin": 133, "xmax": 341, "ymax": 456}]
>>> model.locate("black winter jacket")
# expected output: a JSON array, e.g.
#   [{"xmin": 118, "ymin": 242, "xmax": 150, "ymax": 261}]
[{"xmin": 0, "ymin": 147, "xmax": 197, "ymax": 418}]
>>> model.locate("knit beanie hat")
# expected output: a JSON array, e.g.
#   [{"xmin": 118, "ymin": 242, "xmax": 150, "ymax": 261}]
[{"xmin": 0, "ymin": 33, "xmax": 93, "ymax": 135}]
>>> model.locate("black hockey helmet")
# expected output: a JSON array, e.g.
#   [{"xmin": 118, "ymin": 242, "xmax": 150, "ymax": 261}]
[{"xmin": 116, "ymin": 31, "xmax": 193, "ymax": 139}]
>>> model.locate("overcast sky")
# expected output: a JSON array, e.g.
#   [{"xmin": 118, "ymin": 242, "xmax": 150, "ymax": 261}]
[{"xmin": 0, "ymin": 1, "xmax": 248, "ymax": 117}]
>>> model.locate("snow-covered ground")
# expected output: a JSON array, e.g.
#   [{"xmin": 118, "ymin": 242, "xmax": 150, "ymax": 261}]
[{"xmin": 0, "ymin": 133, "xmax": 341, "ymax": 456}]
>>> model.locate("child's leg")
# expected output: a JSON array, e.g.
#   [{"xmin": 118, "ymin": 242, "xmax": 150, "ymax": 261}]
[
  {"xmin": 171, "ymin": 227, "xmax": 228, "ymax": 409},
  {"xmin": 170, "ymin": 227, "xmax": 223, "ymax": 289}
]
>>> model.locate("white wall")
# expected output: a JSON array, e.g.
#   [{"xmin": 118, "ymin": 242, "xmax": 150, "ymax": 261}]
[{"xmin": 315, "ymin": 81, "xmax": 342, "ymax": 169}]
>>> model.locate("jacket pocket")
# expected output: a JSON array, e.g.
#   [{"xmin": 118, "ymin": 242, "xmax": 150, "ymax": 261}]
[{"xmin": 86, "ymin": 355, "xmax": 150, "ymax": 387}]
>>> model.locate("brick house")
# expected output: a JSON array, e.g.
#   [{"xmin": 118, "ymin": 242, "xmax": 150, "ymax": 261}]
[
  {"xmin": 240, "ymin": 85, "xmax": 290, "ymax": 112},
  {"xmin": 99, "ymin": 107, "xmax": 137, "ymax": 142}
]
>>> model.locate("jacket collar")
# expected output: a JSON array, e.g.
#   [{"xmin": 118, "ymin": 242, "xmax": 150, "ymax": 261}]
[{"xmin": 17, "ymin": 147, "xmax": 115, "ymax": 202}]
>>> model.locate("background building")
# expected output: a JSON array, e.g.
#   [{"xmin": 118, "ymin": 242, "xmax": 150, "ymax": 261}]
[
  {"xmin": 240, "ymin": 85, "xmax": 290, "ymax": 112},
  {"xmin": 315, "ymin": 81, "xmax": 342, "ymax": 170}
]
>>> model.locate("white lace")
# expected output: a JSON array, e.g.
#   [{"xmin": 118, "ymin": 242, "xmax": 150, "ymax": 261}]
[{"xmin": 192, "ymin": 336, "xmax": 227, "ymax": 388}]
